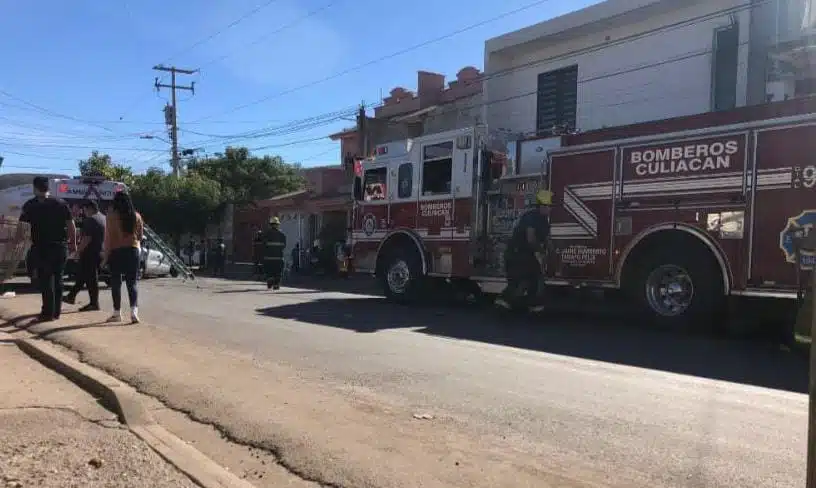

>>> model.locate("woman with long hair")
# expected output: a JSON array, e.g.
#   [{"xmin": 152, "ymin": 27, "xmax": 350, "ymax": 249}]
[{"xmin": 104, "ymin": 191, "xmax": 144, "ymax": 323}]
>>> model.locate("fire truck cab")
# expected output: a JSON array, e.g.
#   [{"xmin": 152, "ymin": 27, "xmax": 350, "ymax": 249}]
[
  {"xmin": 348, "ymin": 99, "xmax": 816, "ymax": 333},
  {"xmin": 350, "ymin": 126, "xmax": 507, "ymax": 297}
]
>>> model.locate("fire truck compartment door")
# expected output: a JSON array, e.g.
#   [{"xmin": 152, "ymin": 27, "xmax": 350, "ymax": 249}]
[
  {"xmin": 548, "ymin": 149, "xmax": 616, "ymax": 280},
  {"xmin": 754, "ymin": 124, "xmax": 816, "ymax": 288}
]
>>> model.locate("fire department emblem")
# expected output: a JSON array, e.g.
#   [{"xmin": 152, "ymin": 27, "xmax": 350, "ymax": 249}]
[
  {"xmin": 362, "ymin": 213, "xmax": 377, "ymax": 236},
  {"xmin": 779, "ymin": 209, "xmax": 816, "ymax": 268}
]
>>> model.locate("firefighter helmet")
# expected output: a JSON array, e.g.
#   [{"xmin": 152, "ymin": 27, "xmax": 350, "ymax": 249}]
[
  {"xmin": 269, "ymin": 216, "xmax": 281, "ymax": 226},
  {"xmin": 535, "ymin": 189, "xmax": 553, "ymax": 206}
]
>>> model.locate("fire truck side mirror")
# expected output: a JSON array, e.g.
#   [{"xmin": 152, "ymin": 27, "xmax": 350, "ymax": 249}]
[{"xmin": 353, "ymin": 176, "xmax": 364, "ymax": 201}]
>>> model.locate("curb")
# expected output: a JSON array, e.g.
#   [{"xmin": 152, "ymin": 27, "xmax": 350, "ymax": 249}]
[{"xmin": 15, "ymin": 338, "xmax": 255, "ymax": 488}]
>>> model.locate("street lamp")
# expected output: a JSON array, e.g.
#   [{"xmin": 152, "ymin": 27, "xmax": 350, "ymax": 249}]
[{"xmin": 139, "ymin": 134, "xmax": 170, "ymax": 144}]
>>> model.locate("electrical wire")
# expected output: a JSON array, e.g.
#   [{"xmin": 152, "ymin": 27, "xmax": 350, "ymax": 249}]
[
  {"xmin": 163, "ymin": 0, "xmax": 286, "ymax": 63},
  {"xmin": 116, "ymin": 0, "xmax": 288, "ymax": 122},
  {"xmin": 0, "ymin": 89, "xmax": 120, "ymax": 134},
  {"xmin": 189, "ymin": 0, "xmax": 757, "ymax": 142},
  {"xmin": 197, "ymin": 0, "xmax": 341, "ymax": 70},
  {"xmin": 0, "ymin": 141, "xmax": 168, "ymax": 152},
  {"xmin": 192, "ymin": 0, "xmax": 558, "ymax": 122},
  {"xmin": 3, "ymin": 1, "xmax": 767, "ymax": 167}
]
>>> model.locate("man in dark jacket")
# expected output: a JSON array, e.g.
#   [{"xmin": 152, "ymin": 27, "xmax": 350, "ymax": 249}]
[
  {"xmin": 20, "ymin": 176, "xmax": 77, "ymax": 321},
  {"xmin": 259, "ymin": 217, "xmax": 286, "ymax": 290}
]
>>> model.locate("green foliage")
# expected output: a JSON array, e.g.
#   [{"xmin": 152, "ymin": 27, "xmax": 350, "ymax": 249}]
[
  {"xmin": 78, "ymin": 151, "xmax": 135, "ymax": 185},
  {"xmin": 187, "ymin": 146, "xmax": 304, "ymax": 206},
  {"xmin": 129, "ymin": 169, "xmax": 222, "ymax": 238},
  {"xmin": 75, "ymin": 147, "xmax": 303, "ymax": 240}
]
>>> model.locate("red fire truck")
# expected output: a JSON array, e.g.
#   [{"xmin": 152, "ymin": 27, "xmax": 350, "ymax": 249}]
[{"xmin": 346, "ymin": 98, "xmax": 816, "ymax": 331}]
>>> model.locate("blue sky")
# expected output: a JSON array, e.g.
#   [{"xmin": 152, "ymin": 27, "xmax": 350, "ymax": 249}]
[{"xmin": 0, "ymin": 0, "xmax": 597, "ymax": 176}]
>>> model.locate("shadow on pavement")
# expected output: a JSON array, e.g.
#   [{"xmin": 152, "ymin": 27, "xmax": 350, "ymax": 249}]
[
  {"xmin": 219, "ymin": 273, "xmax": 383, "ymax": 296},
  {"xmin": 255, "ymin": 297, "xmax": 808, "ymax": 394}
]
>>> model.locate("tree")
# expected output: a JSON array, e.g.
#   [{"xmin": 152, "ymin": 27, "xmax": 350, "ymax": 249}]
[
  {"xmin": 78, "ymin": 151, "xmax": 135, "ymax": 185},
  {"xmin": 187, "ymin": 146, "xmax": 303, "ymax": 206},
  {"xmin": 130, "ymin": 170, "xmax": 222, "ymax": 247}
]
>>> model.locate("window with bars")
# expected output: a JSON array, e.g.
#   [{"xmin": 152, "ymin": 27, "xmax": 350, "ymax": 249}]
[{"xmin": 536, "ymin": 65, "xmax": 578, "ymax": 135}]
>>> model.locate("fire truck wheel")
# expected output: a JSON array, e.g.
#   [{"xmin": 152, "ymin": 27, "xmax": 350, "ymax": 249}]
[
  {"xmin": 629, "ymin": 246, "xmax": 723, "ymax": 332},
  {"xmin": 380, "ymin": 247, "xmax": 422, "ymax": 303}
]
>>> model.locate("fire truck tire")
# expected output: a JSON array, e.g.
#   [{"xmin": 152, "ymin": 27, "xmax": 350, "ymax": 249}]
[
  {"xmin": 380, "ymin": 246, "xmax": 423, "ymax": 303},
  {"xmin": 627, "ymin": 245, "xmax": 724, "ymax": 332}
]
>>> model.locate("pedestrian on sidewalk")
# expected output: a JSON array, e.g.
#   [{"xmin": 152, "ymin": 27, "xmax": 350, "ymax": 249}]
[
  {"xmin": 186, "ymin": 239, "xmax": 195, "ymax": 266},
  {"xmin": 103, "ymin": 192, "xmax": 144, "ymax": 324},
  {"xmin": 63, "ymin": 200, "xmax": 105, "ymax": 311},
  {"xmin": 20, "ymin": 176, "xmax": 77, "ymax": 322},
  {"xmin": 291, "ymin": 242, "xmax": 300, "ymax": 273}
]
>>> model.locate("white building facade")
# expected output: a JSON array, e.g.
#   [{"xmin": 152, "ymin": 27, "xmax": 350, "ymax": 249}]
[{"xmin": 483, "ymin": 0, "xmax": 804, "ymax": 142}]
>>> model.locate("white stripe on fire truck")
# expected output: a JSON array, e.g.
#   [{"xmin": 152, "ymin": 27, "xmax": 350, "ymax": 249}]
[
  {"xmin": 570, "ymin": 169, "xmax": 792, "ymax": 200},
  {"xmin": 562, "ymin": 187, "xmax": 598, "ymax": 237},
  {"xmin": 568, "ymin": 168, "xmax": 790, "ymax": 191},
  {"xmin": 551, "ymin": 223, "xmax": 594, "ymax": 239}
]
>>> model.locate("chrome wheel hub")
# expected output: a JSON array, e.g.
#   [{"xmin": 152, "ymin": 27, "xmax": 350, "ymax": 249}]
[
  {"xmin": 645, "ymin": 264, "xmax": 694, "ymax": 317},
  {"xmin": 386, "ymin": 259, "xmax": 410, "ymax": 294}
]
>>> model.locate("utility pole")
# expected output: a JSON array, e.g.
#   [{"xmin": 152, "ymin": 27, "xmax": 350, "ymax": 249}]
[
  {"xmin": 356, "ymin": 102, "xmax": 368, "ymax": 159},
  {"xmin": 153, "ymin": 64, "xmax": 197, "ymax": 177}
]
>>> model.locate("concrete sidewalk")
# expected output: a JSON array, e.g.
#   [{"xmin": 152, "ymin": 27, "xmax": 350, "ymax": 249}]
[{"xmin": 0, "ymin": 333, "xmax": 198, "ymax": 488}]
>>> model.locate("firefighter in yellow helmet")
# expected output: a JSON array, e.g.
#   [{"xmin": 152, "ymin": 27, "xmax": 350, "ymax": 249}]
[
  {"xmin": 259, "ymin": 216, "xmax": 287, "ymax": 290},
  {"xmin": 495, "ymin": 189, "xmax": 553, "ymax": 313}
]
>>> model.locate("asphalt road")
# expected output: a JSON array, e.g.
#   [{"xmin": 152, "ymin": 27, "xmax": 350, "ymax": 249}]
[{"xmin": 90, "ymin": 276, "xmax": 810, "ymax": 486}]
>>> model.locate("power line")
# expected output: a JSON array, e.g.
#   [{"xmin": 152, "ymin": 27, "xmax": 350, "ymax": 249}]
[
  {"xmin": 197, "ymin": 1, "xmax": 340, "ymax": 70},
  {"xmin": 0, "ymin": 141, "xmax": 167, "ymax": 152},
  {"xmin": 116, "ymin": 0, "xmax": 281, "ymax": 122},
  {"xmin": 249, "ymin": 135, "xmax": 335, "ymax": 151},
  {"xmin": 0, "ymin": 89, "xmax": 120, "ymax": 134},
  {"xmin": 192, "ymin": 0, "xmax": 557, "ymax": 122},
  {"xmin": 179, "ymin": 103, "xmax": 370, "ymax": 149},
  {"xmin": 164, "ymin": 0, "xmax": 286, "ymax": 63}
]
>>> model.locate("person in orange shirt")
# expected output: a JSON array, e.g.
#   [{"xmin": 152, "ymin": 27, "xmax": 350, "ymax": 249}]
[{"xmin": 103, "ymin": 191, "xmax": 144, "ymax": 324}]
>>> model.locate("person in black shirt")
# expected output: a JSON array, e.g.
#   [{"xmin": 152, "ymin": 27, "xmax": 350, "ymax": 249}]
[
  {"xmin": 63, "ymin": 200, "xmax": 105, "ymax": 311},
  {"xmin": 495, "ymin": 189, "xmax": 553, "ymax": 313},
  {"xmin": 20, "ymin": 176, "xmax": 77, "ymax": 321}
]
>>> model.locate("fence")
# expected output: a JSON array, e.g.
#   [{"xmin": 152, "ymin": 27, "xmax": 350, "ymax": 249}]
[{"xmin": 0, "ymin": 218, "xmax": 29, "ymax": 284}]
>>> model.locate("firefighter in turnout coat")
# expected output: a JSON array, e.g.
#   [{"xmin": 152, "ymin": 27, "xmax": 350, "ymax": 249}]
[
  {"xmin": 495, "ymin": 189, "xmax": 553, "ymax": 313},
  {"xmin": 259, "ymin": 217, "xmax": 287, "ymax": 290}
]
